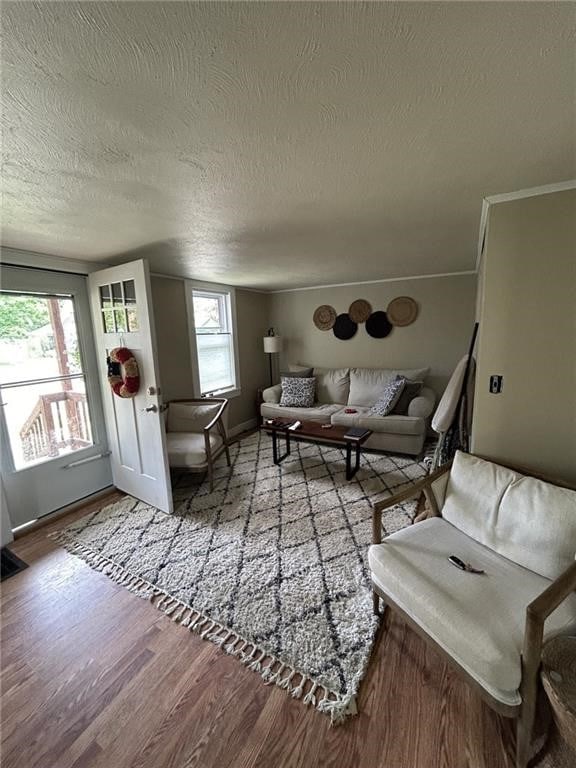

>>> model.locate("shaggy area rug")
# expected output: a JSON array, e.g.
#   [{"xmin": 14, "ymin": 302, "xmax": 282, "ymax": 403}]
[{"xmin": 52, "ymin": 431, "xmax": 428, "ymax": 722}]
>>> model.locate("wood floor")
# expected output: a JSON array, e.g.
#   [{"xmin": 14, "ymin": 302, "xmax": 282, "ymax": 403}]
[{"xmin": 1, "ymin": 492, "xmax": 522, "ymax": 768}]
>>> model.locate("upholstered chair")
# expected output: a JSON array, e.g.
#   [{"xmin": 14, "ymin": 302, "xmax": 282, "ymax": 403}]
[
  {"xmin": 165, "ymin": 399, "xmax": 231, "ymax": 491},
  {"xmin": 369, "ymin": 451, "xmax": 576, "ymax": 768}
]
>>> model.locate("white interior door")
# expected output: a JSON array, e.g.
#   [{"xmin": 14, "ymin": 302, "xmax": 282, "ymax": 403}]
[{"xmin": 88, "ymin": 260, "xmax": 173, "ymax": 513}]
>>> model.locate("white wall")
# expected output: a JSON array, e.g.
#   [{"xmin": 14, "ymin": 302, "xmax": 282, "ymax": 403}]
[{"xmin": 472, "ymin": 189, "xmax": 576, "ymax": 483}]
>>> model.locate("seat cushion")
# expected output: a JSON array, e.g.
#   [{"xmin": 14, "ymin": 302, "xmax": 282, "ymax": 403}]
[
  {"xmin": 442, "ymin": 451, "xmax": 576, "ymax": 580},
  {"xmin": 331, "ymin": 406, "xmax": 425, "ymax": 436},
  {"xmin": 166, "ymin": 432, "xmax": 223, "ymax": 467},
  {"xmin": 261, "ymin": 402, "xmax": 342, "ymax": 424},
  {"xmin": 369, "ymin": 517, "xmax": 576, "ymax": 706}
]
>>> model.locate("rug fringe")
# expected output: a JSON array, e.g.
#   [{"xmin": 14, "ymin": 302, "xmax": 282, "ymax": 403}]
[{"xmin": 49, "ymin": 529, "xmax": 359, "ymax": 725}]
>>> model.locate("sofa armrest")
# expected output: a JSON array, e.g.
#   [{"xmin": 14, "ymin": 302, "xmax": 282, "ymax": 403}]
[
  {"xmin": 407, "ymin": 386, "xmax": 436, "ymax": 419},
  {"xmin": 262, "ymin": 384, "xmax": 282, "ymax": 403},
  {"xmin": 372, "ymin": 463, "xmax": 452, "ymax": 544}
]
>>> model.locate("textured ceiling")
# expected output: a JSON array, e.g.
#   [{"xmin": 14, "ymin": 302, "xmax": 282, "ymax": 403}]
[{"xmin": 1, "ymin": 2, "xmax": 574, "ymax": 289}]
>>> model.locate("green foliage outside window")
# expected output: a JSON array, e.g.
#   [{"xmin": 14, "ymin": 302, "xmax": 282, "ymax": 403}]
[{"xmin": 0, "ymin": 295, "xmax": 50, "ymax": 340}]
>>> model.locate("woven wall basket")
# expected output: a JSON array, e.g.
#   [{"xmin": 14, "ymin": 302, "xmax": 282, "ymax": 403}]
[
  {"xmin": 313, "ymin": 304, "xmax": 337, "ymax": 331},
  {"xmin": 348, "ymin": 299, "xmax": 372, "ymax": 324},
  {"xmin": 387, "ymin": 296, "xmax": 418, "ymax": 327}
]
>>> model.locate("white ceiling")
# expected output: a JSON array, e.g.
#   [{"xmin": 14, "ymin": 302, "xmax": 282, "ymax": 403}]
[{"xmin": 2, "ymin": 2, "xmax": 574, "ymax": 290}]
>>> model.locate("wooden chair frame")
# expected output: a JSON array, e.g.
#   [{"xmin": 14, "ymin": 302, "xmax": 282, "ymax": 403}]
[
  {"xmin": 371, "ymin": 459, "xmax": 576, "ymax": 768},
  {"xmin": 168, "ymin": 398, "xmax": 231, "ymax": 492}
]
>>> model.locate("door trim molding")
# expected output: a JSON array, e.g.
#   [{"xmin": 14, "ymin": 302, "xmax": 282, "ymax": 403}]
[{"xmin": 0, "ymin": 246, "xmax": 109, "ymax": 275}]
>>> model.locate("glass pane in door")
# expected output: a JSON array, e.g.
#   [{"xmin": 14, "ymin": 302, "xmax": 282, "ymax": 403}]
[{"xmin": 0, "ymin": 292, "xmax": 95, "ymax": 470}]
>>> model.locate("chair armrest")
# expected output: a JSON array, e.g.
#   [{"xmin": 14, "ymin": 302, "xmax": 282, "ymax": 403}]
[
  {"xmin": 203, "ymin": 399, "xmax": 228, "ymax": 433},
  {"xmin": 262, "ymin": 384, "xmax": 282, "ymax": 404},
  {"xmin": 372, "ymin": 463, "xmax": 451, "ymax": 544},
  {"xmin": 520, "ymin": 561, "xmax": 576, "ymax": 719},
  {"xmin": 526, "ymin": 560, "xmax": 576, "ymax": 626}
]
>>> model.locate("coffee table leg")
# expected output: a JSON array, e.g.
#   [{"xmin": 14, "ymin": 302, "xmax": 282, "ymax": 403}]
[
  {"xmin": 272, "ymin": 430, "xmax": 290, "ymax": 465},
  {"xmin": 346, "ymin": 441, "xmax": 361, "ymax": 480}
]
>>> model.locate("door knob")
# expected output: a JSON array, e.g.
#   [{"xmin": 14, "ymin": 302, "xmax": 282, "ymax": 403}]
[{"xmin": 142, "ymin": 405, "xmax": 158, "ymax": 413}]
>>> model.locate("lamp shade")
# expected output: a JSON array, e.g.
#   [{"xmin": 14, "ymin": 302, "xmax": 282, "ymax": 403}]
[{"xmin": 263, "ymin": 335, "xmax": 283, "ymax": 354}]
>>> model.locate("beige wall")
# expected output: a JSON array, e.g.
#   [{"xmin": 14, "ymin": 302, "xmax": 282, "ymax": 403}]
[
  {"xmin": 472, "ymin": 189, "xmax": 576, "ymax": 483},
  {"xmin": 228, "ymin": 289, "xmax": 271, "ymax": 427},
  {"xmin": 269, "ymin": 274, "xmax": 477, "ymax": 398},
  {"xmin": 151, "ymin": 277, "xmax": 195, "ymax": 400},
  {"xmin": 151, "ymin": 276, "xmax": 270, "ymax": 430}
]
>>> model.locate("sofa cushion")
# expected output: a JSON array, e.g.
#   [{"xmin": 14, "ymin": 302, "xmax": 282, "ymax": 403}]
[
  {"xmin": 348, "ymin": 367, "xmax": 429, "ymax": 406},
  {"xmin": 312, "ymin": 367, "xmax": 350, "ymax": 404},
  {"xmin": 368, "ymin": 376, "xmax": 406, "ymax": 416},
  {"xmin": 166, "ymin": 432, "xmax": 223, "ymax": 467},
  {"xmin": 281, "ymin": 367, "xmax": 314, "ymax": 379},
  {"xmin": 280, "ymin": 376, "xmax": 315, "ymax": 407},
  {"xmin": 442, "ymin": 451, "xmax": 576, "ymax": 580},
  {"xmin": 392, "ymin": 380, "xmax": 423, "ymax": 414},
  {"xmin": 261, "ymin": 402, "xmax": 342, "ymax": 424},
  {"xmin": 331, "ymin": 406, "xmax": 424, "ymax": 436},
  {"xmin": 369, "ymin": 517, "xmax": 576, "ymax": 705}
]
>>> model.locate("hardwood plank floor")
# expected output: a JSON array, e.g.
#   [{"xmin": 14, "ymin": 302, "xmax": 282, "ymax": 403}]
[{"xmin": 0, "ymin": 494, "xmax": 531, "ymax": 768}]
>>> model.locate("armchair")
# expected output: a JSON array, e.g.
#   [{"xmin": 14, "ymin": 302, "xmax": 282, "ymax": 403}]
[
  {"xmin": 369, "ymin": 451, "xmax": 576, "ymax": 768},
  {"xmin": 165, "ymin": 398, "xmax": 231, "ymax": 492}
]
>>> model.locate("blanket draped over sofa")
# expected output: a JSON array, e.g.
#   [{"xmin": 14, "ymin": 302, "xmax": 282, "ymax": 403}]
[{"xmin": 260, "ymin": 365, "xmax": 435, "ymax": 455}]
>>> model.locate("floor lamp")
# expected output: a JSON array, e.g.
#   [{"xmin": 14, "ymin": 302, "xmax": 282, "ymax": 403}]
[{"xmin": 263, "ymin": 330, "xmax": 283, "ymax": 387}]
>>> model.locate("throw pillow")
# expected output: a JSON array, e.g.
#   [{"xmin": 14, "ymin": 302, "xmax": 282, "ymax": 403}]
[
  {"xmin": 368, "ymin": 376, "xmax": 406, "ymax": 416},
  {"xmin": 280, "ymin": 376, "xmax": 316, "ymax": 407},
  {"xmin": 392, "ymin": 380, "xmax": 423, "ymax": 414},
  {"xmin": 280, "ymin": 367, "xmax": 314, "ymax": 379}
]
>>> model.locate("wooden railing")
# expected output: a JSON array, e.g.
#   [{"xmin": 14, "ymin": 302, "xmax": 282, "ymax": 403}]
[{"xmin": 20, "ymin": 392, "xmax": 91, "ymax": 462}]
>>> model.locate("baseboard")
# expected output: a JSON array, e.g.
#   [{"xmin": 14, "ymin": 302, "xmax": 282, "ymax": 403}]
[{"xmin": 228, "ymin": 418, "xmax": 258, "ymax": 438}]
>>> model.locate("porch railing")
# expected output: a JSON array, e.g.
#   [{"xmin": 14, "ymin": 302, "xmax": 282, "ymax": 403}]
[{"xmin": 20, "ymin": 392, "xmax": 91, "ymax": 463}]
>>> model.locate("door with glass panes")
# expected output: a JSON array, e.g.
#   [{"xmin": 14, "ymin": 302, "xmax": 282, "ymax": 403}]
[
  {"xmin": 88, "ymin": 260, "xmax": 172, "ymax": 514},
  {"xmin": 0, "ymin": 266, "xmax": 111, "ymax": 529}
]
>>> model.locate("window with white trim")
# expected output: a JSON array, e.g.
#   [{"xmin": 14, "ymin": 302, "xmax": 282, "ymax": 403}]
[{"xmin": 187, "ymin": 283, "xmax": 240, "ymax": 397}]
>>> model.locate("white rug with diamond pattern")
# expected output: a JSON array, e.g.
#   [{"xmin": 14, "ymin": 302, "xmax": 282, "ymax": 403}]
[{"xmin": 52, "ymin": 431, "xmax": 428, "ymax": 722}]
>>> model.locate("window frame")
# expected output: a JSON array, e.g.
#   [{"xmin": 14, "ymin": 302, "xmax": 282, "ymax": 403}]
[{"xmin": 185, "ymin": 280, "xmax": 241, "ymax": 399}]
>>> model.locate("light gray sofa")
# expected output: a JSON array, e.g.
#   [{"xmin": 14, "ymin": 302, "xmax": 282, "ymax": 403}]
[{"xmin": 261, "ymin": 365, "xmax": 436, "ymax": 455}]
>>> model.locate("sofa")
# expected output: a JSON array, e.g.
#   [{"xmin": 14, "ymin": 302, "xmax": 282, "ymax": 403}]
[
  {"xmin": 369, "ymin": 450, "xmax": 576, "ymax": 768},
  {"xmin": 260, "ymin": 365, "xmax": 436, "ymax": 455}
]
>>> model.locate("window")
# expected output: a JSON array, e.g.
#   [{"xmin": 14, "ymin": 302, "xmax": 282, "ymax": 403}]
[
  {"xmin": 0, "ymin": 291, "xmax": 95, "ymax": 470},
  {"xmin": 187, "ymin": 283, "xmax": 240, "ymax": 397}
]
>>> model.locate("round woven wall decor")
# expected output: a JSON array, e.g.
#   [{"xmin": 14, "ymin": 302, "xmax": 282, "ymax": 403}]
[
  {"xmin": 387, "ymin": 296, "xmax": 418, "ymax": 327},
  {"xmin": 365, "ymin": 311, "xmax": 393, "ymax": 338},
  {"xmin": 348, "ymin": 299, "xmax": 372, "ymax": 324},
  {"xmin": 313, "ymin": 304, "xmax": 337, "ymax": 331},
  {"xmin": 333, "ymin": 313, "xmax": 358, "ymax": 340}
]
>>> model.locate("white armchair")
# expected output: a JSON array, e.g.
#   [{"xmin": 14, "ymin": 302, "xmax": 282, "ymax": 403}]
[
  {"xmin": 165, "ymin": 398, "xmax": 231, "ymax": 492},
  {"xmin": 369, "ymin": 451, "xmax": 576, "ymax": 768}
]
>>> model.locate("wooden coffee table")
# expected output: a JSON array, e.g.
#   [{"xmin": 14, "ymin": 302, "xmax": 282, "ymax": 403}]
[{"xmin": 262, "ymin": 419, "xmax": 372, "ymax": 480}]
